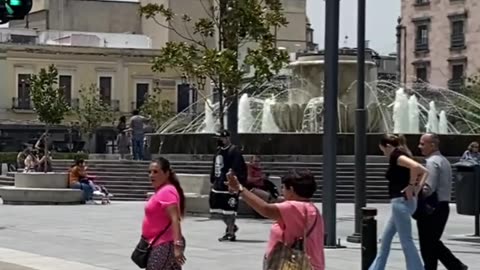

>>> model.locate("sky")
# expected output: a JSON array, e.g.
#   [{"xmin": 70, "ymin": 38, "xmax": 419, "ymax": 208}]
[{"xmin": 306, "ymin": 0, "xmax": 401, "ymax": 55}]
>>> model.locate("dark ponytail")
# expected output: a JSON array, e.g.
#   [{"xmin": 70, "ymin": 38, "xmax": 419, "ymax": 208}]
[{"xmin": 153, "ymin": 157, "xmax": 186, "ymax": 216}]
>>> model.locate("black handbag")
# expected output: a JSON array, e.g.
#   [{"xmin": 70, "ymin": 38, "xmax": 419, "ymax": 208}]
[
  {"xmin": 131, "ymin": 222, "xmax": 171, "ymax": 269},
  {"xmin": 412, "ymin": 191, "xmax": 439, "ymax": 220}
]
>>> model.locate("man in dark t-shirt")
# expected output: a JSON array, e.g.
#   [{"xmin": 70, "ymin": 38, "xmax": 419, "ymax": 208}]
[{"xmin": 209, "ymin": 130, "xmax": 247, "ymax": 241}]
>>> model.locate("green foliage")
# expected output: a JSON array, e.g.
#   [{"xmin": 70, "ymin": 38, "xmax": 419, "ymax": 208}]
[
  {"xmin": 140, "ymin": 87, "xmax": 175, "ymax": 130},
  {"xmin": 454, "ymin": 75, "xmax": 480, "ymax": 133},
  {"xmin": 29, "ymin": 65, "xmax": 70, "ymax": 126},
  {"xmin": 73, "ymin": 84, "xmax": 114, "ymax": 136},
  {"xmin": 139, "ymin": 0, "xmax": 289, "ymax": 95}
]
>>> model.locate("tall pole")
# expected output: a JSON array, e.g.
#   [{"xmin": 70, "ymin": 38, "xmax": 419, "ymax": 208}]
[
  {"xmin": 396, "ymin": 17, "xmax": 402, "ymax": 83},
  {"xmin": 323, "ymin": 0, "xmax": 340, "ymax": 248},
  {"xmin": 347, "ymin": 0, "xmax": 367, "ymax": 244}
]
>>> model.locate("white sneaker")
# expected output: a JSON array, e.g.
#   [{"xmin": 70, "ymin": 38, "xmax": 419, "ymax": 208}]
[{"xmin": 93, "ymin": 190, "xmax": 104, "ymax": 196}]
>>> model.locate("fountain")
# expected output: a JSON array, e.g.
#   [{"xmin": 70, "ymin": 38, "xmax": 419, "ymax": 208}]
[
  {"xmin": 150, "ymin": 48, "xmax": 480, "ymax": 156},
  {"xmin": 426, "ymin": 101, "xmax": 439, "ymax": 133},
  {"xmin": 393, "ymin": 88, "xmax": 410, "ymax": 133},
  {"xmin": 439, "ymin": 110, "xmax": 448, "ymax": 134},
  {"xmin": 261, "ymin": 97, "xmax": 280, "ymax": 133},
  {"xmin": 202, "ymin": 99, "xmax": 215, "ymax": 133},
  {"xmin": 408, "ymin": 95, "xmax": 420, "ymax": 134},
  {"xmin": 238, "ymin": 94, "xmax": 254, "ymax": 133}
]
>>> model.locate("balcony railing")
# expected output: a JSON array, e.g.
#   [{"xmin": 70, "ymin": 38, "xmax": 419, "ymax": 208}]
[
  {"xmin": 11, "ymin": 97, "xmax": 33, "ymax": 110},
  {"xmin": 448, "ymin": 79, "xmax": 464, "ymax": 91},
  {"xmin": 450, "ymin": 34, "xmax": 465, "ymax": 49},
  {"xmin": 415, "ymin": 40, "xmax": 429, "ymax": 52}
]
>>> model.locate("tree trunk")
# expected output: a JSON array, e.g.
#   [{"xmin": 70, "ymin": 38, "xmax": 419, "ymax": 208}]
[
  {"xmin": 43, "ymin": 126, "xmax": 49, "ymax": 173},
  {"xmin": 227, "ymin": 90, "xmax": 239, "ymax": 145},
  {"xmin": 83, "ymin": 132, "xmax": 96, "ymax": 153}
]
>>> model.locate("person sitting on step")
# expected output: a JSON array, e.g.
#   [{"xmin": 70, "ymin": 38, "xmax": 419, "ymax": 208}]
[
  {"xmin": 246, "ymin": 155, "xmax": 281, "ymax": 203},
  {"xmin": 68, "ymin": 159, "xmax": 95, "ymax": 204}
]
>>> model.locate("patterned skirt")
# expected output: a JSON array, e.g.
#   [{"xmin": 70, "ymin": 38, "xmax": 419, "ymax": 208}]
[{"xmin": 146, "ymin": 242, "xmax": 181, "ymax": 270}]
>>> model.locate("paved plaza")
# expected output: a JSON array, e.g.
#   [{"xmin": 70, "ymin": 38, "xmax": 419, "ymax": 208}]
[{"xmin": 0, "ymin": 202, "xmax": 479, "ymax": 270}]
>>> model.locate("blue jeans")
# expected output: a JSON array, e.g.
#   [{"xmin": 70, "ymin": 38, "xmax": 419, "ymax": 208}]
[
  {"xmin": 131, "ymin": 137, "xmax": 144, "ymax": 160},
  {"xmin": 71, "ymin": 182, "xmax": 93, "ymax": 201},
  {"xmin": 369, "ymin": 197, "xmax": 423, "ymax": 270}
]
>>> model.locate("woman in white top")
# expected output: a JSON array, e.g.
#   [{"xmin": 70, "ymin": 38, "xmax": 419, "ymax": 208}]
[{"xmin": 23, "ymin": 149, "xmax": 38, "ymax": 172}]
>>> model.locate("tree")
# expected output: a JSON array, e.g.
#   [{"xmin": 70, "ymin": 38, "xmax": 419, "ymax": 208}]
[
  {"xmin": 454, "ymin": 75, "xmax": 480, "ymax": 133},
  {"xmin": 73, "ymin": 84, "xmax": 114, "ymax": 152},
  {"xmin": 140, "ymin": 87, "xmax": 175, "ymax": 131},
  {"xmin": 30, "ymin": 64, "xmax": 70, "ymax": 172},
  {"xmin": 140, "ymin": 0, "xmax": 289, "ymax": 140}
]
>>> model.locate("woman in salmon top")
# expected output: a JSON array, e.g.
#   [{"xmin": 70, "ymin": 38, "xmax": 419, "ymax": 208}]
[
  {"xmin": 142, "ymin": 157, "xmax": 186, "ymax": 270},
  {"xmin": 226, "ymin": 169, "xmax": 325, "ymax": 270}
]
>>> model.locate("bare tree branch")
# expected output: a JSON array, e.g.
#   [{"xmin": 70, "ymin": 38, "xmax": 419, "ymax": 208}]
[{"xmin": 151, "ymin": 17, "xmax": 207, "ymax": 49}]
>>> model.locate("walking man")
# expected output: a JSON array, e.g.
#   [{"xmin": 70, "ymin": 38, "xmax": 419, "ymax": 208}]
[
  {"xmin": 417, "ymin": 133, "xmax": 468, "ymax": 270},
  {"xmin": 128, "ymin": 110, "xmax": 150, "ymax": 160},
  {"xmin": 209, "ymin": 130, "xmax": 247, "ymax": 241}
]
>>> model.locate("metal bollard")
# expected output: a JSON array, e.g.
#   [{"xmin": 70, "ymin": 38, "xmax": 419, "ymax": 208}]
[{"xmin": 361, "ymin": 207, "xmax": 377, "ymax": 270}]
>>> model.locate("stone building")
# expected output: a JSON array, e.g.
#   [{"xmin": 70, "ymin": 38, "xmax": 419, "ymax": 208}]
[{"xmin": 399, "ymin": 0, "xmax": 479, "ymax": 90}]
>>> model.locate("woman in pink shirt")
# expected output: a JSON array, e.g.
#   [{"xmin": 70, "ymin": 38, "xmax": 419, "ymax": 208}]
[
  {"xmin": 226, "ymin": 169, "xmax": 325, "ymax": 270},
  {"xmin": 142, "ymin": 157, "xmax": 186, "ymax": 270}
]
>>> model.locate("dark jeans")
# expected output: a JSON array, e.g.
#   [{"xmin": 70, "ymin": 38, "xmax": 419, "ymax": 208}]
[
  {"xmin": 71, "ymin": 182, "xmax": 93, "ymax": 201},
  {"xmin": 131, "ymin": 137, "xmax": 144, "ymax": 160},
  {"xmin": 416, "ymin": 202, "xmax": 464, "ymax": 270}
]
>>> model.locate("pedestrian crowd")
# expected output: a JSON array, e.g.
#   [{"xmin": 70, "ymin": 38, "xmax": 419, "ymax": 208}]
[{"xmin": 65, "ymin": 129, "xmax": 465, "ymax": 270}]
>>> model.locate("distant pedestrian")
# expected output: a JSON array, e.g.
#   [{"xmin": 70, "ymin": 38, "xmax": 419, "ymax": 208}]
[
  {"xmin": 460, "ymin": 141, "xmax": 480, "ymax": 164},
  {"xmin": 369, "ymin": 134, "xmax": 428, "ymax": 270},
  {"xmin": 116, "ymin": 130, "xmax": 130, "ymax": 160},
  {"xmin": 209, "ymin": 130, "xmax": 247, "ymax": 241},
  {"xmin": 416, "ymin": 133, "xmax": 468, "ymax": 270},
  {"xmin": 128, "ymin": 110, "xmax": 150, "ymax": 160}
]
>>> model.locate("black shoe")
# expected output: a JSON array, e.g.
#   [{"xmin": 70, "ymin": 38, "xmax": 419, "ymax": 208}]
[
  {"xmin": 218, "ymin": 234, "xmax": 236, "ymax": 242},
  {"xmin": 225, "ymin": 225, "xmax": 239, "ymax": 233}
]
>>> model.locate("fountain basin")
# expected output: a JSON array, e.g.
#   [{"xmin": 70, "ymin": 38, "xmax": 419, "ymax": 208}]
[{"xmin": 148, "ymin": 133, "xmax": 477, "ymax": 156}]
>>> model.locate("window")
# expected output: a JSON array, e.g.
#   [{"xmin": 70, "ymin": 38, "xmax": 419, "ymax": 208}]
[
  {"xmin": 415, "ymin": 24, "xmax": 429, "ymax": 51},
  {"xmin": 415, "ymin": 66, "xmax": 428, "ymax": 82},
  {"xmin": 450, "ymin": 20, "xmax": 465, "ymax": 49},
  {"xmin": 99, "ymin": 76, "xmax": 112, "ymax": 105},
  {"xmin": 177, "ymin": 84, "xmax": 190, "ymax": 113},
  {"xmin": 59, "ymin": 75, "xmax": 72, "ymax": 105},
  {"xmin": 448, "ymin": 63, "xmax": 465, "ymax": 91},
  {"xmin": 136, "ymin": 83, "xmax": 149, "ymax": 109},
  {"xmin": 414, "ymin": 0, "xmax": 430, "ymax": 6},
  {"xmin": 16, "ymin": 74, "xmax": 32, "ymax": 109},
  {"xmin": 452, "ymin": 64, "xmax": 464, "ymax": 80}
]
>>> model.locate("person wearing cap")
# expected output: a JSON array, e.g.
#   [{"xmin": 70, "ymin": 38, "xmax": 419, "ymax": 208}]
[{"xmin": 209, "ymin": 130, "xmax": 247, "ymax": 241}]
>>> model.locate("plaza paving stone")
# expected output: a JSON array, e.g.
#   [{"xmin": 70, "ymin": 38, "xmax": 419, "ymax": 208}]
[{"xmin": 0, "ymin": 202, "xmax": 479, "ymax": 270}]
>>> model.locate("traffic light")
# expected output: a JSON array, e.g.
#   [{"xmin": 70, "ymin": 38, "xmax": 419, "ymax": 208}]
[{"xmin": 1, "ymin": 0, "xmax": 32, "ymax": 24}]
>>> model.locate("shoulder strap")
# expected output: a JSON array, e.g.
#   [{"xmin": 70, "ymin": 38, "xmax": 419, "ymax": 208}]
[
  {"xmin": 149, "ymin": 222, "xmax": 172, "ymax": 247},
  {"xmin": 305, "ymin": 206, "xmax": 320, "ymax": 237}
]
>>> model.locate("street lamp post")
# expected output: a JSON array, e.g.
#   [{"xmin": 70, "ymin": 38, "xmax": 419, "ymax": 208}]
[
  {"xmin": 347, "ymin": 0, "xmax": 367, "ymax": 244},
  {"xmin": 196, "ymin": 75, "xmax": 207, "ymax": 115},
  {"xmin": 323, "ymin": 0, "xmax": 340, "ymax": 248}
]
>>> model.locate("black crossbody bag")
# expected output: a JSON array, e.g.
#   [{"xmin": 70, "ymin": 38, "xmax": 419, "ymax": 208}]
[{"xmin": 131, "ymin": 222, "xmax": 172, "ymax": 269}]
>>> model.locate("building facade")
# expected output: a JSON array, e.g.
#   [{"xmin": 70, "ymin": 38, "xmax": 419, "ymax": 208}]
[
  {"xmin": 400, "ymin": 0, "xmax": 479, "ymax": 90},
  {"xmin": 0, "ymin": 44, "xmax": 199, "ymax": 125},
  {"xmin": 9, "ymin": 0, "xmax": 313, "ymax": 52}
]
